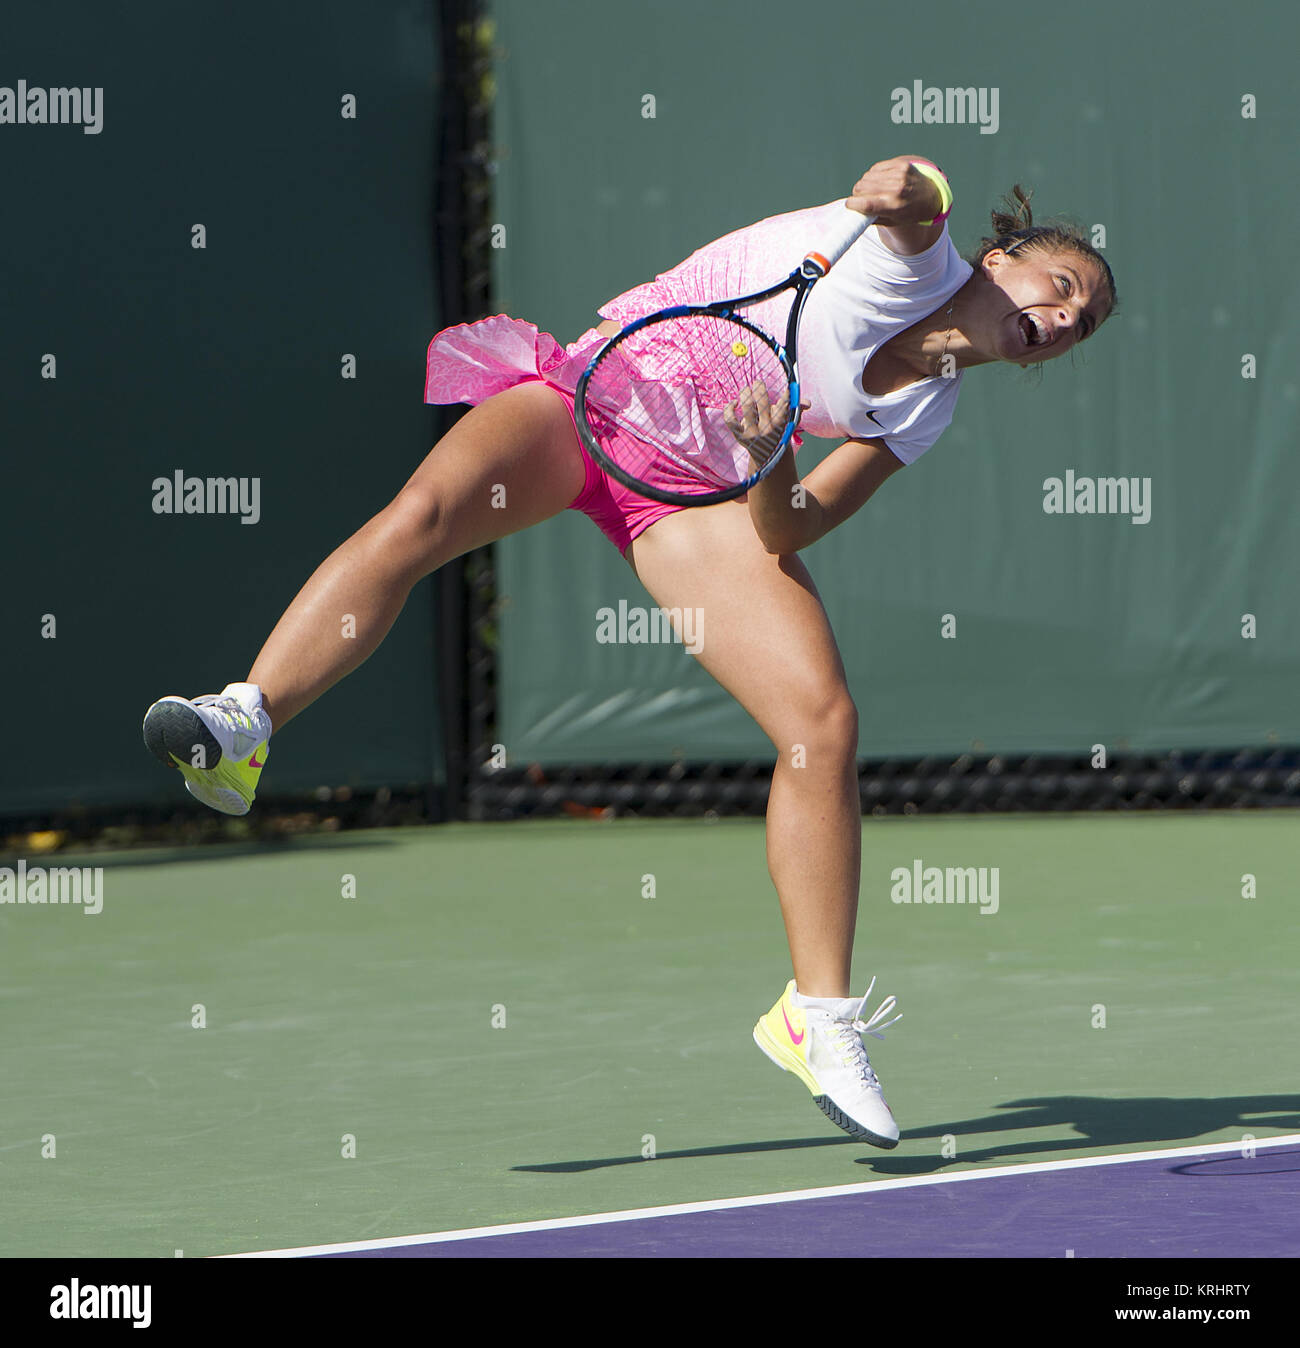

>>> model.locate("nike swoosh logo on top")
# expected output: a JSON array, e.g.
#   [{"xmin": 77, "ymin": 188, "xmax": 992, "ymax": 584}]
[
  {"xmin": 781, "ymin": 1003, "xmax": 805, "ymax": 1045},
  {"xmin": 863, "ymin": 409, "xmax": 885, "ymax": 427},
  {"xmin": 248, "ymin": 749, "xmax": 266, "ymax": 769}
]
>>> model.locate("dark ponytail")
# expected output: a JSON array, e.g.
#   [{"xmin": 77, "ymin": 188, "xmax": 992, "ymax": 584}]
[{"xmin": 969, "ymin": 184, "xmax": 1118, "ymax": 314}]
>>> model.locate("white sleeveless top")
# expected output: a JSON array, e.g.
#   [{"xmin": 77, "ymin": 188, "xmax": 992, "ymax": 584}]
[{"xmin": 796, "ymin": 205, "xmax": 972, "ymax": 463}]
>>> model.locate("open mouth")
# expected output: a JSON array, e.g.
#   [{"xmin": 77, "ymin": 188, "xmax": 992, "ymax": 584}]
[{"xmin": 1018, "ymin": 312, "xmax": 1049, "ymax": 348}]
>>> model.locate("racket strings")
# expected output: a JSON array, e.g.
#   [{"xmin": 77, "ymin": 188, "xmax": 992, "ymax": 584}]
[{"xmin": 583, "ymin": 312, "xmax": 792, "ymax": 494}]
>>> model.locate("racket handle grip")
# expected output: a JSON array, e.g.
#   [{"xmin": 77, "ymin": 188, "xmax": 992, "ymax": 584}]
[{"xmin": 805, "ymin": 205, "xmax": 874, "ymax": 275}]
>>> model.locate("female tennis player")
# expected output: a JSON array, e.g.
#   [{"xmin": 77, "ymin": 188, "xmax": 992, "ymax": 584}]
[{"xmin": 143, "ymin": 156, "xmax": 1116, "ymax": 1148}]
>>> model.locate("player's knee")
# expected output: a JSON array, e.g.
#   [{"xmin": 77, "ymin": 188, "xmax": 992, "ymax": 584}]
[
  {"xmin": 819, "ymin": 690, "xmax": 860, "ymax": 765},
  {"xmin": 379, "ymin": 486, "xmax": 448, "ymax": 578},
  {"xmin": 781, "ymin": 687, "xmax": 859, "ymax": 769}
]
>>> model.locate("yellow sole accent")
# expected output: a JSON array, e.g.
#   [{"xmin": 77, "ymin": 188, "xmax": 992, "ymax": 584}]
[
  {"xmin": 753, "ymin": 1017, "xmax": 818, "ymax": 1096},
  {"xmin": 168, "ymin": 752, "xmax": 260, "ymax": 816}
]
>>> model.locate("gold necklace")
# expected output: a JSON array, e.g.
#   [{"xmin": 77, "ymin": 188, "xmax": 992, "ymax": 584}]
[{"xmin": 935, "ymin": 294, "xmax": 957, "ymax": 377}]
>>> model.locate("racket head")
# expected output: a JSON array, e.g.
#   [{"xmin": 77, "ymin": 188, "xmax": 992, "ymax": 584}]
[{"xmin": 574, "ymin": 306, "xmax": 799, "ymax": 508}]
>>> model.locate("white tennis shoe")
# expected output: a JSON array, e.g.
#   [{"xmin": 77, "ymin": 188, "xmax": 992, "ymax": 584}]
[
  {"xmin": 754, "ymin": 977, "xmax": 902, "ymax": 1147},
  {"xmin": 142, "ymin": 682, "xmax": 272, "ymax": 816}
]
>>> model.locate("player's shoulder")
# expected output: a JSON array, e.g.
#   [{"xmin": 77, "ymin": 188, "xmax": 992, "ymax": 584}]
[{"xmin": 853, "ymin": 221, "xmax": 971, "ymax": 302}]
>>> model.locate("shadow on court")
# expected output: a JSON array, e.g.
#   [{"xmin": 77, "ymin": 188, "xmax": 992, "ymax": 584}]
[
  {"xmin": 859, "ymin": 1093, "xmax": 1300, "ymax": 1174},
  {"xmin": 513, "ymin": 1095, "xmax": 1300, "ymax": 1175},
  {"xmin": 514, "ymin": 1134, "xmax": 858, "ymax": 1173},
  {"xmin": 1170, "ymin": 1150, "xmax": 1300, "ymax": 1177},
  {"xmin": 0, "ymin": 834, "xmax": 399, "ymax": 871}
]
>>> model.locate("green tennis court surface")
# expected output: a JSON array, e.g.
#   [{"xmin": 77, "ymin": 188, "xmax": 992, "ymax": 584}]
[{"xmin": 3, "ymin": 813, "xmax": 1296, "ymax": 1257}]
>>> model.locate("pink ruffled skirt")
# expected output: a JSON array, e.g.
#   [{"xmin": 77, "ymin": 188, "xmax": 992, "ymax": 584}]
[{"xmin": 424, "ymin": 315, "xmax": 689, "ymax": 555}]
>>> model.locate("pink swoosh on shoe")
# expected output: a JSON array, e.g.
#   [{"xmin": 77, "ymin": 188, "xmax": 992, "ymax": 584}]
[
  {"xmin": 248, "ymin": 749, "xmax": 266, "ymax": 769},
  {"xmin": 781, "ymin": 1003, "xmax": 804, "ymax": 1046}
]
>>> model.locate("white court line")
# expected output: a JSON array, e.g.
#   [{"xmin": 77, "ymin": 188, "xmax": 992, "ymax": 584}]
[{"xmin": 222, "ymin": 1132, "xmax": 1300, "ymax": 1258}]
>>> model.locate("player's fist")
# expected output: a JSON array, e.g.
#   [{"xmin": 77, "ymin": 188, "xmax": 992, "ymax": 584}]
[{"xmin": 846, "ymin": 156, "xmax": 943, "ymax": 226}]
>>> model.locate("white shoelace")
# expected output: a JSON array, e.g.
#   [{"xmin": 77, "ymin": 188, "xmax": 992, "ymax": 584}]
[
  {"xmin": 826, "ymin": 976, "xmax": 902, "ymax": 1082},
  {"xmin": 194, "ymin": 694, "xmax": 254, "ymax": 731}
]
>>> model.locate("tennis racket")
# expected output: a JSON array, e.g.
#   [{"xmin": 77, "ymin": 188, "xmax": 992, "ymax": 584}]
[{"xmin": 573, "ymin": 204, "xmax": 875, "ymax": 507}]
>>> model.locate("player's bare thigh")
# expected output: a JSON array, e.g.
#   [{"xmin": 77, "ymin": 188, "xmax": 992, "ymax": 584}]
[
  {"xmin": 627, "ymin": 502, "xmax": 857, "ymax": 748},
  {"xmin": 390, "ymin": 381, "xmax": 588, "ymax": 564}
]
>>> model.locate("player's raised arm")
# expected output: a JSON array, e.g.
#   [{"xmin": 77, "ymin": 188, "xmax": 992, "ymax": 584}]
[{"xmin": 847, "ymin": 156, "xmax": 952, "ymax": 256}]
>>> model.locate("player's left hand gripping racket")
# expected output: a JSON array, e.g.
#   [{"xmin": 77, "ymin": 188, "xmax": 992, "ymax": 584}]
[{"xmin": 574, "ymin": 205, "xmax": 875, "ymax": 507}]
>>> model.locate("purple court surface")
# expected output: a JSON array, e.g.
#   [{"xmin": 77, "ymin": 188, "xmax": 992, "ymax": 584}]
[{"xmin": 231, "ymin": 1136, "xmax": 1300, "ymax": 1259}]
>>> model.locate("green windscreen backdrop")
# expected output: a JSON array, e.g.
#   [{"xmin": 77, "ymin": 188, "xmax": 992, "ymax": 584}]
[
  {"xmin": 488, "ymin": 0, "xmax": 1297, "ymax": 765},
  {"xmin": 0, "ymin": 3, "xmax": 444, "ymax": 813}
]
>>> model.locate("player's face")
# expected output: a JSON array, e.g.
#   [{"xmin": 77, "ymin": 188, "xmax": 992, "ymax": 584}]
[{"xmin": 982, "ymin": 247, "xmax": 1110, "ymax": 366}]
